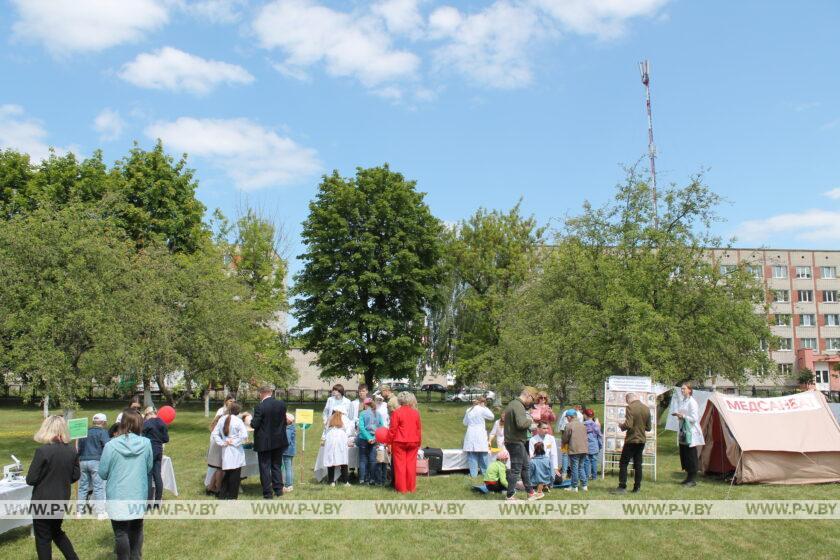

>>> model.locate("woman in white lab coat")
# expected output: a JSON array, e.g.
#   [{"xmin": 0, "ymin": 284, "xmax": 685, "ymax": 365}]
[
  {"xmin": 673, "ymin": 383, "xmax": 705, "ymax": 487},
  {"xmin": 212, "ymin": 402, "xmax": 248, "ymax": 499},
  {"xmin": 462, "ymin": 397, "xmax": 494, "ymax": 478}
]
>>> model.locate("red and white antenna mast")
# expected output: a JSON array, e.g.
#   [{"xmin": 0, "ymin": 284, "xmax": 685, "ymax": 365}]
[{"xmin": 639, "ymin": 60, "xmax": 658, "ymax": 229}]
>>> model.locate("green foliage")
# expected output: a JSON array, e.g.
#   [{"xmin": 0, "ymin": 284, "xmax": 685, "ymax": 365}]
[
  {"xmin": 0, "ymin": 204, "xmax": 134, "ymax": 405},
  {"xmin": 0, "ymin": 146, "xmax": 294, "ymax": 406},
  {"xmin": 111, "ymin": 141, "xmax": 208, "ymax": 254},
  {"xmin": 497, "ymin": 170, "xmax": 775, "ymax": 390},
  {"xmin": 292, "ymin": 165, "xmax": 443, "ymax": 387},
  {"xmin": 432, "ymin": 202, "xmax": 545, "ymax": 383}
]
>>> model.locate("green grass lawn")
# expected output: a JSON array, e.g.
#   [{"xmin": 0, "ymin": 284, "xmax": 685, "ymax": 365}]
[{"xmin": 1, "ymin": 401, "xmax": 839, "ymax": 559}]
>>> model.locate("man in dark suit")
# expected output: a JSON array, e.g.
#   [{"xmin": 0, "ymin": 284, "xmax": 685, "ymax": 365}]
[{"xmin": 251, "ymin": 385, "xmax": 288, "ymax": 499}]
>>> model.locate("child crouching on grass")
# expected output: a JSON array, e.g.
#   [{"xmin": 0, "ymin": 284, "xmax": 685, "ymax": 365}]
[
  {"xmin": 528, "ymin": 441, "xmax": 552, "ymax": 501},
  {"xmin": 483, "ymin": 449, "xmax": 509, "ymax": 493}
]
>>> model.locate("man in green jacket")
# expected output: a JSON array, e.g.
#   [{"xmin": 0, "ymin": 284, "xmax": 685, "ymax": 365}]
[
  {"xmin": 502, "ymin": 387, "xmax": 537, "ymax": 500},
  {"xmin": 612, "ymin": 393, "xmax": 652, "ymax": 494}
]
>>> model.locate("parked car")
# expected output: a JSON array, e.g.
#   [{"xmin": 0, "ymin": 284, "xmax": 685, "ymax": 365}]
[
  {"xmin": 447, "ymin": 387, "xmax": 495, "ymax": 404},
  {"xmin": 372, "ymin": 382, "xmax": 412, "ymax": 396},
  {"xmin": 420, "ymin": 383, "xmax": 447, "ymax": 393}
]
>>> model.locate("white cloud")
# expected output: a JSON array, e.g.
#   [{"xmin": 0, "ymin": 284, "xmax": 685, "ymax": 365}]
[
  {"xmin": 93, "ymin": 108, "xmax": 125, "ymax": 142},
  {"xmin": 11, "ymin": 0, "xmax": 168, "ymax": 55},
  {"xmin": 145, "ymin": 117, "xmax": 320, "ymax": 190},
  {"xmin": 0, "ymin": 105, "xmax": 67, "ymax": 161},
  {"xmin": 430, "ymin": 1, "xmax": 549, "ymax": 89},
  {"xmin": 736, "ymin": 209, "xmax": 840, "ymax": 244},
  {"xmin": 120, "ymin": 47, "xmax": 254, "ymax": 95},
  {"xmin": 531, "ymin": 0, "xmax": 670, "ymax": 39},
  {"xmin": 372, "ymin": 0, "xmax": 425, "ymax": 38},
  {"xmin": 182, "ymin": 0, "xmax": 246, "ymax": 23},
  {"xmin": 253, "ymin": 0, "xmax": 420, "ymax": 87},
  {"xmin": 824, "ymin": 188, "xmax": 840, "ymax": 200},
  {"xmin": 794, "ymin": 101, "xmax": 820, "ymax": 112}
]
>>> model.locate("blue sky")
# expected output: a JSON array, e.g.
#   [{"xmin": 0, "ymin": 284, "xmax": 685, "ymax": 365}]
[{"xmin": 2, "ymin": 0, "xmax": 840, "ymax": 276}]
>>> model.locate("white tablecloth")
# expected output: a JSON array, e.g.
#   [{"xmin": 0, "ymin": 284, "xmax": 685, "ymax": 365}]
[
  {"xmin": 0, "ymin": 479, "xmax": 32, "ymax": 535},
  {"xmin": 161, "ymin": 455, "xmax": 178, "ymax": 496},
  {"xmin": 440, "ymin": 449, "xmax": 501, "ymax": 471},
  {"xmin": 314, "ymin": 447, "xmax": 359, "ymax": 481}
]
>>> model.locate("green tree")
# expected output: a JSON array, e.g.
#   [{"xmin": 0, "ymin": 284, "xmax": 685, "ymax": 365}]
[
  {"xmin": 111, "ymin": 141, "xmax": 207, "ymax": 253},
  {"xmin": 0, "ymin": 204, "xmax": 133, "ymax": 408},
  {"xmin": 501, "ymin": 170, "xmax": 775, "ymax": 389},
  {"xmin": 293, "ymin": 165, "xmax": 443, "ymax": 388},
  {"xmin": 435, "ymin": 202, "xmax": 545, "ymax": 384}
]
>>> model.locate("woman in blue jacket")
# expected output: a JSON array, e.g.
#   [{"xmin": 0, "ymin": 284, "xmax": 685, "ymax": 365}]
[{"xmin": 99, "ymin": 409, "xmax": 153, "ymax": 560}]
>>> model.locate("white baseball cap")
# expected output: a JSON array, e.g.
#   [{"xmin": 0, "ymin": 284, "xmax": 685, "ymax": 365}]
[{"xmin": 93, "ymin": 413, "xmax": 107, "ymax": 422}]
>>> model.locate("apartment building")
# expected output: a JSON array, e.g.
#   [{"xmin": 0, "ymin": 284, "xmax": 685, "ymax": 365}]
[{"xmin": 711, "ymin": 248, "xmax": 840, "ymax": 392}]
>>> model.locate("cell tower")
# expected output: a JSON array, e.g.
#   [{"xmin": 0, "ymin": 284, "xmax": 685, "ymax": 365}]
[{"xmin": 639, "ymin": 60, "xmax": 658, "ymax": 229}]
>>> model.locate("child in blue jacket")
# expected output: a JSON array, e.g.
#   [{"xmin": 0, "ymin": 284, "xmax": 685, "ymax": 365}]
[{"xmin": 282, "ymin": 413, "xmax": 296, "ymax": 492}]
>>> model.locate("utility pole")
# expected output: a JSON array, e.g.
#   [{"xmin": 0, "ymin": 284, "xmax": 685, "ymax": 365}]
[{"xmin": 639, "ymin": 60, "xmax": 658, "ymax": 229}]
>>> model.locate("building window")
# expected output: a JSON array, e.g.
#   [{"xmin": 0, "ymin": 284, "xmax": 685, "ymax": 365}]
[
  {"xmin": 800, "ymin": 338, "xmax": 818, "ymax": 350},
  {"xmin": 747, "ymin": 265, "xmax": 763, "ymax": 279},
  {"xmin": 816, "ymin": 370, "xmax": 830, "ymax": 384},
  {"xmin": 778, "ymin": 338, "xmax": 792, "ymax": 351},
  {"xmin": 821, "ymin": 266, "xmax": 837, "ymax": 279},
  {"xmin": 778, "ymin": 363, "xmax": 793, "ymax": 375},
  {"xmin": 825, "ymin": 314, "xmax": 840, "ymax": 326},
  {"xmin": 800, "ymin": 314, "xmax": 816, "ymax": 326},
  {"xmin": 773, "ymin": 290, "xmax": 790, "ymax": 303},
  {"xmin": 772, "ymin": 265, "xmax": 788, "ymax": 279},
  {"xmin": 758, "ymin": 338, "xmax": 768, "ymax": 351},
  {"xmin": 795, "ymin": 266, "xmax": 812, "ymax": 279},
  {"xmin": 823, "ymin": 290, "xmax": 838, "ymax": 303},
  {"xmin": 826, "ymin": 338, "xmax": 840, "ymax": 350},
  {"xmin": 720, "ymin": 264, "xmax": 737, "ymax": 275},
  {"xmin": 798, "ymin": 290, "xmax": 813, "ymax": 302},
  {"xmin": 774, "ymin": 314, "xmax": 791, "ymax": 326}
]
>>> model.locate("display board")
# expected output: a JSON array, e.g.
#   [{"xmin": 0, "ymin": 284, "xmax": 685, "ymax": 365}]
[{"xmin": 601, "ymin": 376, "xmax": 658, "ymax": 481}]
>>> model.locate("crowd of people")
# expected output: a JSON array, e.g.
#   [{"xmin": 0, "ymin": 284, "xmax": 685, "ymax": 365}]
[{"xmin": 22, "ymin": 382, "xmax": 705, "ymax": 558}]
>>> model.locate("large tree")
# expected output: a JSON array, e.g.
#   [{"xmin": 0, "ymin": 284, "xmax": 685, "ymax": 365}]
[
  {"xmin": 292, "ymin": 165, "xmax": 443, "ymax": 388},
  {"xmin": 431, "ymin": 202, "xmax": 545, "ymax": 384},
  {"xmin": 498, "ymin": 171, "xmax": 775, "ymax": 389}
]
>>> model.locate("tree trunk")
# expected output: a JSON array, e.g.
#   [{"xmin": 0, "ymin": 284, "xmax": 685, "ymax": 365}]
[
  {"xmin": 63, "ymin": 408, "xmax": 74, "ymax": 420},
  {"xmin": 364, "ymin": 367, "xmax": 375, "ymax": 391},
  {"xmin": 204, "ymin": 388, "xmax": 210, "ymax": 418},
  {"xmin": 156, "ymin": 371, "xmax": 175, "ymax": 405},
  {"xmin": 43, "ymin": 394, "xmax": 49, "ymax": 418}
]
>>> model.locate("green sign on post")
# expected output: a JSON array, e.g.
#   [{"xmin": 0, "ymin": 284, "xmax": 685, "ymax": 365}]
[{"xmin": 68, "ymin": 417, "xmax": 88, "ymax": 440}]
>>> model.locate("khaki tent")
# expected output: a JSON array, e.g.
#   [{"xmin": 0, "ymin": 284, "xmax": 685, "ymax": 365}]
[{"xmin": 699, "ymin": 391, "xmax": 840, "ymax": 484}]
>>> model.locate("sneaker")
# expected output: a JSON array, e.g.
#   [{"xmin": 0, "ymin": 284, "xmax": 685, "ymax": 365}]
[
  {"xmin": 345, "ymin": 482, "xmax": 351, "ymax": 486},
  {"xmin": 564, "ymin": 486, "xmax": 578, "ymax": 492},
  {"xmin": 534, "ymin": 492, "xmax": 545, "ymax": 500},
  {"xmin": 285, "ymin": 486, "xmax": 293, "ymax": 492},
  {"xmin": 631, "ymin": 488, "xmax": 641, "ymax": 493},
  {"xmin": 683, "ymin": 481, "xmax": 697, "ymax": 488},
  {"xmin": 582, "ymin": 486, "xmax": 588, "ymax": 492},
  {"xmin": 505, "ymin": 495, "xmax": 518, "ymax": 502},
  {"xmin": 330, "ymin": 482, "xmax": 336, "ymax": 487}
]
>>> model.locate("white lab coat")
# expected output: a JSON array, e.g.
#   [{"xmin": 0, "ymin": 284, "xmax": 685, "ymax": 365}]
[
  {"xmin": 555, "ymin": 411, "xmax": 584, "ymax": 433},
  {"xmin": 212, "ymin": 414, "xmax": 248, "ymax": 470},
  {"xmin": 489, "ymin": 420, "xmax": 505, "ymax": 450},
  {"xmin": 323, "ymin": 396, "xmax": 351, "ymax": 425},
  {"xmin": 462, "ymin": 405, "xmax": 494, "ymax": 452},
  {"xmin": 677, "ymin": 396, "xmax": 705, "ymax": 447},
  {"xmin": 349, "ymin": 399, "xmax": 361, "ymax": 427},
  {"xmin": 376, "ymin": 402, "xmax": 390, "ymax": 427},
  {"xmin": 528, "ymin": 433, "xmax": 559, "ymax": 472},
  {"xmin": 321, "ymin": 415, "xmax": 354, "ymax": 467}
]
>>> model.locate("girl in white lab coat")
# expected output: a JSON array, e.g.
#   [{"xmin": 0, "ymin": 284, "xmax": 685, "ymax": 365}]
[
  {"xmin": 212, "ymin": 402, "xmax": 248, "ymax": 499},
  {"xmin": 673, "ymin": 383, "xmax": 705, "ymax": 487},
  {"xmin": 322, "ymin": 409, "xmax": 353, "ymax": 486},
  {"xmin": 462, "ymin": 397, "xmax": 494, "ymax": 477}
]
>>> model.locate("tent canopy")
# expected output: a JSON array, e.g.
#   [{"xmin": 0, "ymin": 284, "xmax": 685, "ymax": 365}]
[{"xmin": 699, "ymin": 391, "xmax": 840, "ymax": 484}]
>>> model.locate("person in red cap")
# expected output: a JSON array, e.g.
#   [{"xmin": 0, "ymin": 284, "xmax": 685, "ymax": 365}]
[{"xmin": 388, "ymin": 392, "xmax": 422, "ymax": 493}]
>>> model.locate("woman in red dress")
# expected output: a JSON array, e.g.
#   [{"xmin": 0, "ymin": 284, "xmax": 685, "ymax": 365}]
[{"xmin": 388, "ymin": 392, "xmax": 422, "ymax": 493}]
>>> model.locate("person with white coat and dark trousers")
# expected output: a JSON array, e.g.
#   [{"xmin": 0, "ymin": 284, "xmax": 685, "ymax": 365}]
[
  {"xmin": 462, "ymin": 397, "xmax": 495, "ymax": 478},
  {"xmin": 212, "ymin": 402, "xmax": 249, "ymax": 499},
  {"xmin": 673, "ymin": 383, "xmax": 705, "ymax": 487}
]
